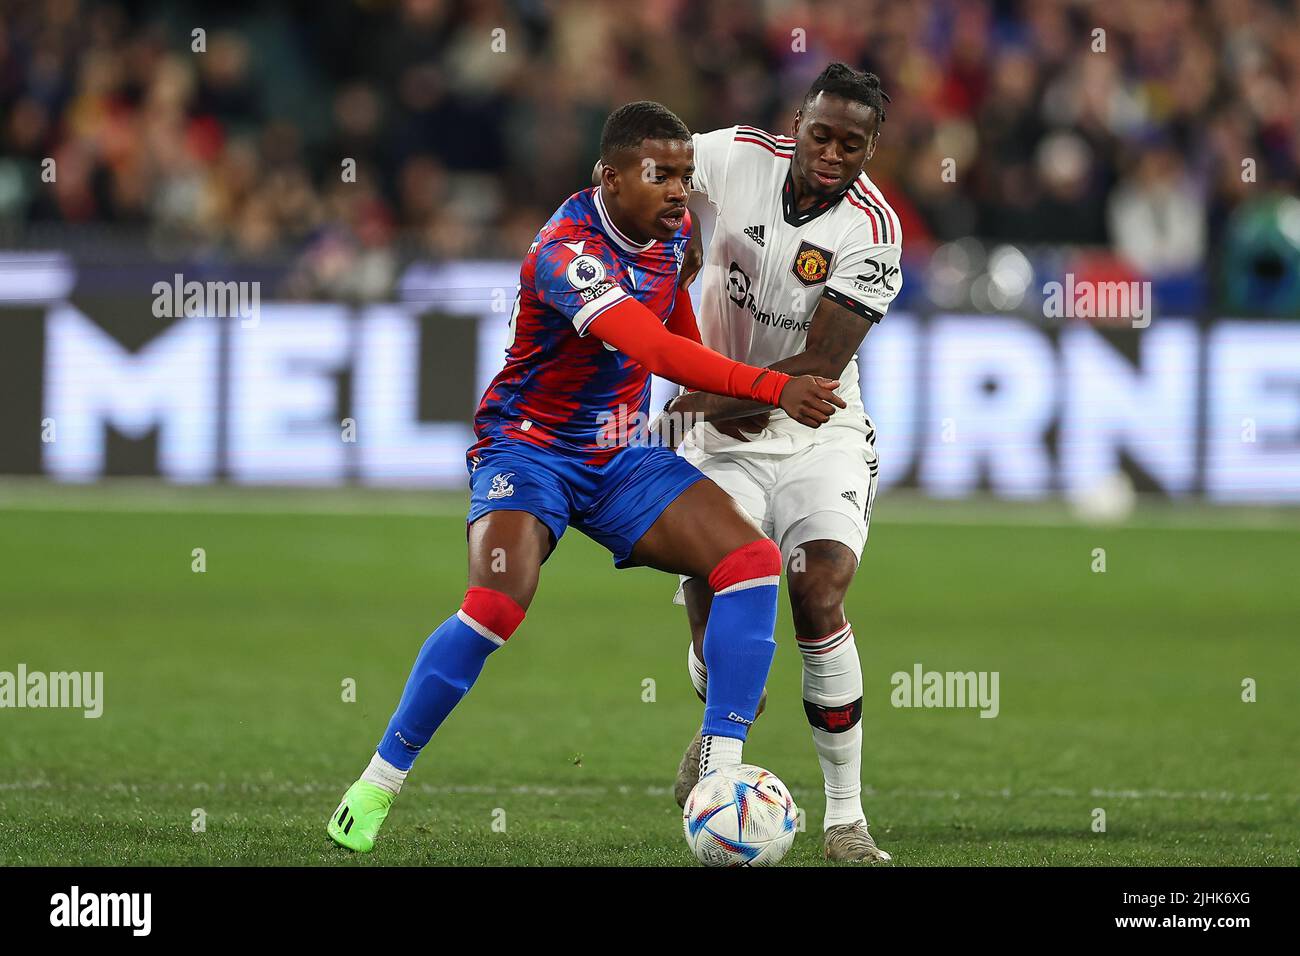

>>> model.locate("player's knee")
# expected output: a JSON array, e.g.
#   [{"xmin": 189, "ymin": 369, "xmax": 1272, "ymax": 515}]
[
  {"xmin": 460, "ymin": 587, "xmax": 527, "ymax": 645},
  {"xmin": 788, "ymin": 575, "xmax": 847, "ymax": 635},
  {"xmin": 707, "ymin": 538, "xmax": 781, "ymax": 594}
]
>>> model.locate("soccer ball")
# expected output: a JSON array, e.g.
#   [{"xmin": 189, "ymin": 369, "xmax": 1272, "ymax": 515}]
[{"xmin": 683, "ymin": 764, "xmax": 798, "ymax": 866}]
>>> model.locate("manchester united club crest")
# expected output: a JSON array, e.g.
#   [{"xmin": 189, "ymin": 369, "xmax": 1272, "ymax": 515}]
[{"xmin": 791, "ymin": 241, "xmax": 832, "ymax": 286}]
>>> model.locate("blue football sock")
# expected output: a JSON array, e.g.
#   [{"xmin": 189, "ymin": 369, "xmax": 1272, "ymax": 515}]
[
  {"xmin": 376, "ymin": 612, "xmax": 499, "ymax": 771},
  {"xmin": 701, "ymin": 582, "xmax": 779, "ymax": 740}
]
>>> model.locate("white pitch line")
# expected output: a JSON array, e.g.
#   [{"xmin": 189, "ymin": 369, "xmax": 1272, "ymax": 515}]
[
  {"xmin": 0, "ymin": 491, "xmax": 469, "ymax": 519},
  {"xmin": 1, "ymin": 779, "xmax": 1293, "ymax": 802},
  {"xmin": 2, "ymin": 492, "xmax": 1298, "ymax": 533}
]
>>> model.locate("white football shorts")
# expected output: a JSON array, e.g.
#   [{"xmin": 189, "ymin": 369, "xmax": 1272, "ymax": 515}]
[{"xmin": 674, "ymin": 417, "xmax": 879, "ymax": 602}]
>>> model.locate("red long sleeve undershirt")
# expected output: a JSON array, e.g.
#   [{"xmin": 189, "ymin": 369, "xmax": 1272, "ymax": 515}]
[
  {"xmin": 664, "ymin": 285, "xmax": 702, "ymax": 343},
  {"xmin": 588, "ymin": 288, "xmax": 788, "ymax": 405}
]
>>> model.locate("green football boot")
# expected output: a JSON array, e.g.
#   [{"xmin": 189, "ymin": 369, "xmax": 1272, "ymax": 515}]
[{"xmin": 327, "ymin": 781, "xmax": 395, "ymax": 853}]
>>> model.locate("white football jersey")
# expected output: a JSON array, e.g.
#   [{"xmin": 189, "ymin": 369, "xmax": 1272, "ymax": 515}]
[{"xmin": 684, "ymin": 124, "xmax": 903, "ymax": 454}]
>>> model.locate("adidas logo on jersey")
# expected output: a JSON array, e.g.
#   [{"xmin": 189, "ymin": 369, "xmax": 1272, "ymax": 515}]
[
  {"xmin": 744, "ymin": 224, "xmax": 765, "ymax": 247},
  {"xmin": 841, "ymin": 490, "xmax": 858, "ymax": 507}
]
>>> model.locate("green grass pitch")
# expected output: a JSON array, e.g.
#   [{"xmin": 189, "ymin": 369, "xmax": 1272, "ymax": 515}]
[{"xmin": 1, "ymin": 486, "xmax": 1297, "ymax": 866}]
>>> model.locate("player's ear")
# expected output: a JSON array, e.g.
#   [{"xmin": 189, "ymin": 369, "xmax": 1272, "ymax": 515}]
[
  {"xmin": 791, "ymin": 109, "xmax": 803, "ymax": 138},
  {"xmin": 865, "ymin": 128, "xmax": 880, "ymax": 163},
  {"xmin": 600, "ymin": 157, "xmax": 626, "ymax": 195}
]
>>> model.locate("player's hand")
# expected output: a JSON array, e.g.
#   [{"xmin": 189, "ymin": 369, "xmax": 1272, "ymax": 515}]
[
  {"xmin": 677, "ymin": 228, "xmax": 703, "ymax": 289},
  {"xmin": 778, "ymin": 376, "xmax": 845, "ymax": 427},
  {"xmin": 714, "ymin": 411, "xmax": 770, "ymax": 442}
]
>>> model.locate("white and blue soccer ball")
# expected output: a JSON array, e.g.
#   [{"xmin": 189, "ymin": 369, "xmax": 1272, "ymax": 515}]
[{"xmin": 683, "ymin": 764, "xmax": 798, "ymax": 866}]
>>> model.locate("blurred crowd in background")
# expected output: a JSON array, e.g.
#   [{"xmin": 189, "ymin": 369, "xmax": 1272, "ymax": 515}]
[{"xmin": 1, "ymin": 0, "xmax": 1298, "ymax": 306}]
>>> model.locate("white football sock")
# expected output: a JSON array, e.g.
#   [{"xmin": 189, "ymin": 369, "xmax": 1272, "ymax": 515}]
[
  {"xmin": 797, "ymin": 622, "xmax": 867, "ymax": 829},
  {"xmin": 361, "ymin": 752, "xmax": 409, "ymax": 796},
  {"xmin": 687, "ymin": 641, "xmax": 708, "ymax": 701},
  {"xmin": 698, "ymin": 734, "xmax": 742, "ymax": 775},
  {"xmin": 815, "ymin": 725, "xmax": 865, "ymax": 828}
]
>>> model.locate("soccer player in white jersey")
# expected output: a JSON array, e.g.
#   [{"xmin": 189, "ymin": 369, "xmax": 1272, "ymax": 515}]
[{"xmin": 664, "ymin": 63, "xmax": 903, "ymax": 862}]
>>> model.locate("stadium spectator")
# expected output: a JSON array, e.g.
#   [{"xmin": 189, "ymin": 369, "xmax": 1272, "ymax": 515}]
[{"xmin": 0, "ymin": 0, "xmax": 1296, "ymax": 307}]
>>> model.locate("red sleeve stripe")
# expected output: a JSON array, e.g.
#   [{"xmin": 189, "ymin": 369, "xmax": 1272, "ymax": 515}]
[
  {"xmin": 845, "ymin": 191, "xmax": 881, "ymax": 243},
  {"xmin": 849, "ymin": 188, "xmax": 891, "ymax": 244},
  {"xmin": 739, "ymin": 128, "xmax": 796, "ymax": 149},
  {"xmin": 735, "ymin": 136, "xmax": 794, "ymax": 157},
  {"xmin": 736, "ymin": 125, "xmax": 778, "ymax": 146},
  {"xmin": 851, "ymin": 181, "xmax": 899, "ymax": 245}
]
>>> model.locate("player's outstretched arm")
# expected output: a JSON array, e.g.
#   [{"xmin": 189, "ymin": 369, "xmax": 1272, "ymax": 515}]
[
  {"xmin": 587, "ymin": 298, "xmax": 844, "ymax": 427},
  {"xmin": 664, "ymin": 285, "xmax": 702, "ymax": 342},
  {"xmin": 668, "ymin": 295, "xmax": 872, "ymax": 427}
]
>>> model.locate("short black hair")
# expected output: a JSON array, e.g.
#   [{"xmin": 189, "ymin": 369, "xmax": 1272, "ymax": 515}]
[
  {"xmin": 804, "ymin": 63, "xmax": 890, "ymax": 125},
  {"xmin": 599, "ymin": 101, "xmax": 691, "ymax": 162}
]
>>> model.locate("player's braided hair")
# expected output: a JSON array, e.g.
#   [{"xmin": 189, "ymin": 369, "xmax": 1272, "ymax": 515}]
[
  {"xmin": 600, "ymin": 101, "xmax": 691, "ymax": 162},
  {"xmin": 804, "ymin": 62, "xmax": 891, "ymax": 124}
]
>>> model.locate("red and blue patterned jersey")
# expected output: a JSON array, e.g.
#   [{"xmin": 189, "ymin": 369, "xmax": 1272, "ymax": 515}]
[{"xmin": 470, "ymin": 187, "xmax": 690, "ymax": 464}]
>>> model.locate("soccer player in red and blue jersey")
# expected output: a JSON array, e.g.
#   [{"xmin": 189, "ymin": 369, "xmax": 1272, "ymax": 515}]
[{"xmin": 327, "ymin": 102, "xmax": 845, "ymax": 853}]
